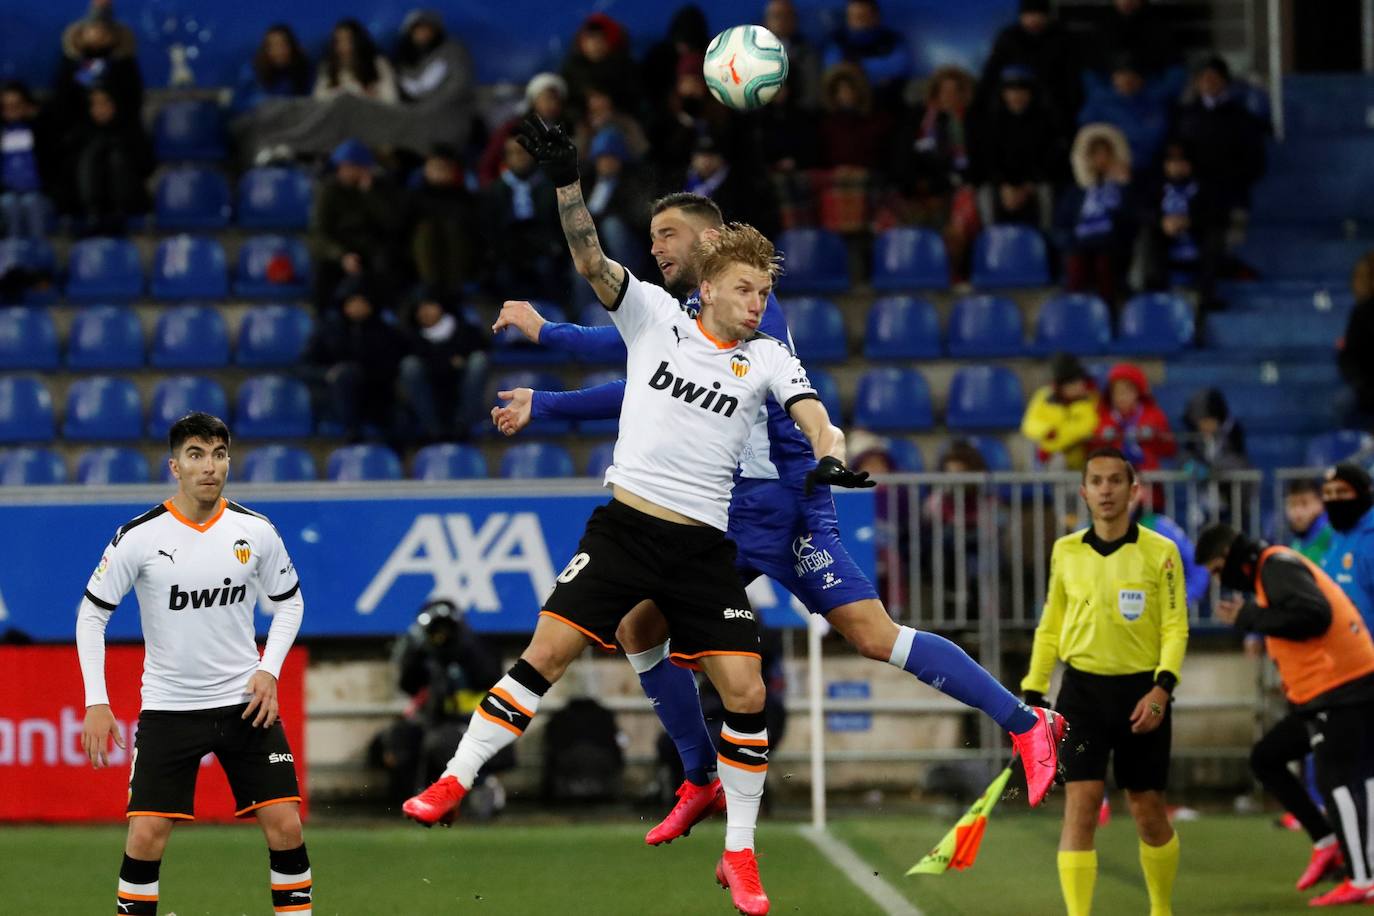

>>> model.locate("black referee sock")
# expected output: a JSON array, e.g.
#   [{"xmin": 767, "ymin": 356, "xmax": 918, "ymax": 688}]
[
  {"xmin": 116, "ymin": 854, "xmax": 160, "ymax": 915},
  {"xmin": 269, "ymin": 844, "xmax": 312, "ymax": 914}
]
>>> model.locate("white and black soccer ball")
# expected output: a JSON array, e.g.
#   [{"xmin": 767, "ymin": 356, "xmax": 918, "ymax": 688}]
[{"xmin": 703, "ymin": 25, "xmax": 790, "ymax": 111}]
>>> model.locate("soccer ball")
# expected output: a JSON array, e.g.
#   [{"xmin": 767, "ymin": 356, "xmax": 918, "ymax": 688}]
[{"xmin": 703, "ymin": 25, "xmax": 790, "ymax": 111}]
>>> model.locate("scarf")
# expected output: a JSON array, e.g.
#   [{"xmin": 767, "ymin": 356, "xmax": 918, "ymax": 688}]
[{"xmin": 501, "ymin": 168, "xmax": 536, "ymax": 221}]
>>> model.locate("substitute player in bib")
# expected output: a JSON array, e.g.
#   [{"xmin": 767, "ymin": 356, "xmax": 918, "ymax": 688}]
[
  {"xmin": 1022, "ymin": 448, "xmax": 1188, "ymax": 916},
  {"xmin": 78, "ymin": 413, "xmax": 312, "ymax": 916}
]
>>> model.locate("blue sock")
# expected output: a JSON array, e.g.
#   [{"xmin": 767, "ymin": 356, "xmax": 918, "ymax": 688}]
[
  {"xmin": 629, "ymin": 643, "xmax": 716, "ymax": 786},
  {"xmin": 889, "ymin": 626, "xmax": 1038, "ymax": 734}
]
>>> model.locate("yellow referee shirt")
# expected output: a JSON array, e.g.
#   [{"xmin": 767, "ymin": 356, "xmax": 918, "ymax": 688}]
[{"xmin": 1021, "ymin": 522, "xmax": 1189, "ymax": 695}]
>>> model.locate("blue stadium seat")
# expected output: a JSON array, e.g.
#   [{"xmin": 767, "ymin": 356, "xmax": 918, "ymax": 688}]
[
  {"xmin": 491, "ymin": 302, "xmax": 568, "ymax": 365},
  {"xmin": 327, "ymin": 444, "xmax": 403, "ymax": 482},
  {"xmin": 943, "ymin": 435, "xmax": 1013, "ymax": 471},
  {"xmin": 487, "ymin": 371, "xmax": 569, "ymax": 436},
  {"xmin": 0, "ymin": 447, "xmax": 65, "ymax": 485},
  {"xmin": 147, "ymin": 376, "xmax": 229, "ymax": 439},
  {"xmin": 154, "ymin": 167, "xmax": 231, "ymax": 230},
  {"xmin": 151, "ymin": 305, "xmax": 229, "ymax": 368},
  {"xmin": 235, "ymin": 235, "xmax": 310, "ymax": 299},
  {"xmin": 585, "ymin": 441, "xmax": 616, "ymax": 477},
  {"xmin": 151, "ymin": 235, "xmax": 229, "ymax": 300},
  {"xmin": 65, "ymin": 238, "xmax": 144, "ymax": 302},
  {"xmin": 946, "ymin": 295, "xmax": 1024, "ymax": 357},
  {"xmin": 864, "ymin": 296, "xmax": 941, "ymax": 360},
  {"xmin": 780, "ymin": 297, "xmax": 847, "ymax": 363},
  {"xmin": 500, "ymin": 442, "xmax": 575, "ymax": 479},
  {"xmin": 64, "ymin": 376, "xmax": 142, "ymax": 441},
  {"xmin": 775, "ymin": 228, "xmax": 849, "ymax": 293},
  {"xmin": 0, "ymin": 376, "xmax": 55, "ymax": 442},
  {"xmin": 0, "ymin": 237, "xmax": 57, "ymax": 303},
  {"xmin": 1034, "ymin": 293, "xmax": 1112, "ymax": 355},
  {"xmin": 574, "ymin": 370, "xmax": 624, "ymax": 436},
  {"xmin": 240, "ymin": 444, "xmax": 317, "ymax": 483},
  {"xmin": 885, "ymin": 437, "xmax": 924, "ymax": 472},
  {"xmin": 1306, "ymin": 431, "xmax": 1374, "ymax": 469},
  {"xmin": 1115, "ymin": 293, "xmax": 1194, "ymax": 355},
  {"xmin": 67, "ymin": 305, "xmax": 144, "ymax": 370},
  {"xmin": 237, "ymin": 166, "xmax": 313, "ymax": 230},
  {"xmin": 1205, "ymin": 311, "xmax": 1346, "ymax": 353},
  {"xmin": 153, "ymin": 100, "xmax": 227, "ymax": 162},
  {"xmin": 853, "ymin": 368, "xmax": 933, "ymax": 431},
  {"xmin": 871, "ymin": 227, "xmax": 949, "ymax": 290},
  {"xmin": 412, "ymin": 443, "xmax": 487, "ymax": 480},
  {"xmin": 236, "ymin": 375, "xmax": 313, "ymax": 438},
  {"xmin": 947, "ymin": 366, "xmax": 1025, "ymax": 430},
  {"xmin": 1236, "ymin": 236, "xmax": 1369, "ymax": 282},
  {"xmin": 808, "ymin": 368, "xmax": 842, "ymax": 422},
  {"xmin": 971, "ymin": 226, "xmax": 1050, "ymax": 288},
  {"xmin": 1246, "ymin": 434, "xmax": 1309, "ymax": 471},
  {"xmin": 0, "ymin": 307, "xmax": 58, "ymax": 370},
  {"xmin": 235, "ymin": 305, "xmax": 313, "ymax": 367},
  {"xmin": 76, "ymin": 446, "xmax": 150, "ymax": 485}
]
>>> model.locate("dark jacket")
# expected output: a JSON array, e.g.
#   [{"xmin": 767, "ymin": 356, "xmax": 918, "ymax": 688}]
[
  {"xmin": 1339, "ymin": 297, "xmax": 1374, "ymax": 412},
  {"xmin": 403, "ymin": 308, "xmax": 486, "ymax": 377},
  {"xmin": 308, "ymin": 311, "xmax": 406, "ymax": 379},
  {"xmin": 1175, "ymin": 92, "xmax": 1267, "ymax": 210},
  {"xmin": 54, "ymin": 53, "xmax": 143, "ymax": 130},
  {"xmin": 976, "ymin": 20, "xmax": 1081, "ymax": 130},
  {"xmin": 971, "ymin": 96, "xmax": 1060, "ymax": 185},
  {"xmin": 310, "ymin": 177, "xmax": 407, "ymax": 263},
  {"xmin": 1091, "ymin": 6, "xmax": 1179, "ymax": 77},
  {"xmin": 1182, "ymin": 387, "xmax": 1248, "ymax": 472}
]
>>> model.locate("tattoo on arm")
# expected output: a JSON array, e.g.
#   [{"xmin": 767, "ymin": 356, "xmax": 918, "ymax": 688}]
[{"xmin": 556, "ymin": 184, "xmax": 607, "ymax": 274}]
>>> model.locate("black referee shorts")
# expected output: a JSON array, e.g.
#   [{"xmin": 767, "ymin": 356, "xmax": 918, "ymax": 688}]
[
  {"xmin": 541, "ymin": 500, "xmax": 761, "ymax": 667},
  {"xmin": 127, "ymin": 704, "xmax": 301, "ymax": 819},
  {"xmin": 1055, "ymin": 667, "xmax": 1172, "ymax": 792}
]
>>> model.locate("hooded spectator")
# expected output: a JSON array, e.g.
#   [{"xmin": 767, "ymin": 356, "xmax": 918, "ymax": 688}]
[
  {"xmin": 393, "ymin": 10, "xmax": 475, "ymax": 107},
  {"xmin": 479, "ymin": 72, "xmax": 570, "ymax": 186},
  {"xmin": 971, "ymin": 65, "xmax": 1059, "ymax": 227},
  {"xmin": 1090, "ymin": 362, "xmax": 1176, "ymax": 470},
  {"xmin": 1181, "ymin": 387, "xmax": 1248, "ymax": 475},
  {"xmin": 818, "ymin": 62, "xmax": 893, "ymax": 169},
  {"xmin": 398, "ymin": 288, "xmax": 490, "ymax": 443},
  {"xmin": 642, "ymin": 5, "xmax": 711, "ymax": 108},
  {"xmin": 1021, "ymin": 353, "xmax": 1100, "ymax": 470},
  {"xmin": 1077, "ymin": 54, "xmax": 1173, "ymax": 179},
  {"xmin": 1338, "ymin": 250, "xmax": 1374, "ymax": 424},
  {"xmin": 561, "ymin": 13, "xmax": 639, "ymax": 120},
  {"xmin": 65, "ymin": 86, "xmax": 152, "ymax": 235},
  {"xmin": 1174, "ymin": 56, "xmax": 1266, "ymax": 213},
  {"xmin": 408, "ymin": 145, "xmax": 477, "ymax": 298},
  {"xmin": 573, "ymin": 87, "xmax": 651, "ymax": 166},
  {"xmin": 1321, "ymin": 462, "xmax": 1374, "ymax": 626},
  {"xmin": 1058, "ymin": 122, "xmax": 1137, "ymax": 307},
  {"xmin": 61, "ymin": 0, "xmax": 136, "ymax": 62},
  {"xmin": 975, "ymin": 0, "xmax": 1081, "ymax": 132},
  {"xmin": 0, "ymin": 82, "xmax": 59, "ymax": 238},
  {"xmin": 315, "ymin": 19, "xmax": 398, "ymax": 104},
  {"xmin": 765, "ymin": 0, "xmax": 823, "ymax": 108},
  {"xmin": 310, "ymin": 138, "xmax": 408, "ymax": 309},
  {"xmin": 232, "ymin": 24, "xmax": 312, "ymax": 115},
  {"xmin": 54, "ymin": 16, "xmax": 143, "ymax": 132},
  {"xmin": 823, "ymin": 0, "xmax": 913, "ymax": 114},
  {"xmin": 308, "ymin": 276, "xmax": 407, "ymax": 441}
]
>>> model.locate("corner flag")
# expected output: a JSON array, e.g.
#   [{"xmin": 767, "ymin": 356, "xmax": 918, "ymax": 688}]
[{"xmin": 907, "ymin": 766, "xmax": 1014, "ymax": 875}]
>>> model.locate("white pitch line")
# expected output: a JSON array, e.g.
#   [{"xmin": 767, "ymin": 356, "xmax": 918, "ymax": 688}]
[{"xmin": 798, "ymin": 825, "xmax": 924, "ymax": 916}]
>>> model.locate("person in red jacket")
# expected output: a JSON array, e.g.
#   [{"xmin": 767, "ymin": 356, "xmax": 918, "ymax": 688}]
[{"xmin": 1090, "ymin": 362, "xmax": 1176, "ymax": 471}]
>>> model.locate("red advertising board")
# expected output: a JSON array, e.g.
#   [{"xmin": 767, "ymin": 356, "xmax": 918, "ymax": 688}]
[{"xmin": 0, "ymin": 645, "xmax": 307, "ymax": 822}]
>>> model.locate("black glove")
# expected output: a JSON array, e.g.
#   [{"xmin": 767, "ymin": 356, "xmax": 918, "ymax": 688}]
[
  {"xmin": 1023, "ymin": 691, "xmax": 1047, "ymax": 708},
  {"xmin": 804, "ymin": 456, "xmax": 875, "ymax": 496},
  {"xmin": 514, "ymin": 111, "xmax": 579, "ymax": 188}
]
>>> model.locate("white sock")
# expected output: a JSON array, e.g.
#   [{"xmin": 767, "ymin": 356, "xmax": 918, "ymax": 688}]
[
  {"xmin": 443, "ymin": 667, "xmax": 544, "ymax": 788},
  {"xmin": 718, "ymin": 715, "xmax": 769, "ymax": 852},
  {"xmin": 626, "ymin": 641, "xmax": 670, "ymax": 674},
  {"xmin": 1315, "ymin": 834, "xmax": 1338, "ymax": 850}
]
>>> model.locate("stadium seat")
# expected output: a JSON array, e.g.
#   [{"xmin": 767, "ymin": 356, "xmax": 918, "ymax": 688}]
[
  {"xmin": 1034, "ymin": 293, "xmax": 1112, "ymax": 355},
  {"xmin": 237, "ymin": 166, "xmax": 313, "ymax": 230},
  {"xmin": 153, "ymin": 100, "xmax": 227, "ymax": 162},
  {"xmin": 240, "ymin": 444, "xmax": 317, "ymax": 483},
  {"xmin": 780, "ymin": 297, "xmax": 847, "ymax": 363},
  {"xmin": 0, "ymin": 238, "xmax": 57, "ymax": 303},
  {"xmin": 575, "ymin": 370, "xmax": 624, "ymax": 436},
  {"xmin": 864, "ymin": 296, "xmax": 941, "ymax": 359},
  {"xmin": 0, "ymin": 376, "xmax": 55, "ymax": 442},
  {"xmin": 235, "ymin": 305, "xmax": 313, "ymax": 367},
  {"xmin": 808, "ymin": 368, "xmax": 843, "ymax": 422},
  {"xmin": 151, "ymin": 305, "xmax": 229, "ymax": 368},
  {"xmin": 151, "ymin": 235, "xmax": 229, "ymax": 300},
  {"xmin": 885, "ymin": 437, "xmax": 924, "ymax": 472},
  {"xmin": 147, "ymin": 376, "xmax": 229, "ymax": 439},
  {"xmin": 236, "ymin": 375, "xmax": 313, "ymax": 439},
  {"xmin": 585, "ymin": 441, "xmax": 616, "ymax": 477},
  {"xmin": 491, "ymin": 302, "xmax": 568, "ymax": 365},
  {"xmin": 67, "ymin": 305, "xmax": 144, "ymax": 370},
  {"xmin": 500, "ymin": 442, "xmax": 575, "ymax": 479},
  {"xmin": 946, "ymin": 295, "xmax": 1024, "ymax": 357},
  {"xmin": 65, "ymin": 237, "xmax": 144, "ymax": 302},
  {"xmin": 76, "ymin": 446, "xmax": 150, "ymax": 485},
  {"xmin": 947, "ymin": 366, "xmax": 1025, "ymax": 430},
  {"xmin": 412, "ymin": 443, "xmax": 488, "ymax": 480},
  {"xmin": 0, "ymin": 307, "xmax": 58, "ymax": 370},
  {"xmin": 154, "ymin": 167, "xmax": 231, "ymax": 230},
  {"xmin": 1205, "ymin": 312, "xmax": 1346, "ymax": 353},
  {"xmin": 871, "ymin": 227, "xmax": 949, "ymax": 290},
  {"xmin": 487, "ymin": 371, "xmax": 569, "ymax": 436},
  {"xmin": 63, "ymin": 376, "xmax": 142, "ymax": 441},
  {"xmin": 853, "ymin": 368, "xmax": 933, "ymax": 431},
  {"xmin": 1115, "ymin": 293, "xmax": 1194, "ymax": 355},
  {"xmin": 235, "ymin": 235, "xmax": 310, "ymax": 299},
  {"xmin": 943, "ymin": 435, "xmax": 1013, "ymax": 472},
  {"xmin": 971, "ymin": 226, "xmax": 1050, "ymax": 287},
  {"xmin": 327, "ymin": 444, "xmax": 403, "ymax": 482},
  {"xmin": 1305, "ymin": 430, "xmax": 1374, "ymax": 468},
  {"xmin": 0, "ymin": 447, "xmax": 65, "ymax": 485},
  {"xmin": 775, "ymin": 228, "xmax": 849, "ymax": 293},
  {"xmin": 1246, "ymin": 434, "xmax": 1309, "ymax": 471}
]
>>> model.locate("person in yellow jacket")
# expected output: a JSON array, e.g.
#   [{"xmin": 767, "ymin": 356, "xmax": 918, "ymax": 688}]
[
  {"xmin": 1021, "ymin": 353, "xmax": 1100, "ymax": 470},
  {"xmin": 1022, "ymin": 447, "xmax": 1188, "ymax": 916}
]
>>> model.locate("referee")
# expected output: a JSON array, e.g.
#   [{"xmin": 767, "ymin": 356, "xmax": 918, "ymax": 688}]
[{"xmin": 1022, "ymin": 447, "xmax": 1188, "ymax": 916}]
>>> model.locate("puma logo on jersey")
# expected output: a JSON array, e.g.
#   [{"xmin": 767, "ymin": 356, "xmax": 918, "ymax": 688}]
[
  {"xmin": 649, "ymin": 361, "xmax": 739, "ymax": 417},
  {"xmin": 157, "ymin": 549, "xmax": 176, "ymax": 564},
  {"xmin": 671, "ymin": 325, "xmax": 685, "ymax": 347},
  {"xmin": 168, "ymin": 577, "xmax": 247, "ymax": 610}
]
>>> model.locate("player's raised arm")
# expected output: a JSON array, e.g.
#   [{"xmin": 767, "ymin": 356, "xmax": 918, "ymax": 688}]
[
  {"xmin": 492, "ymin": 299, "xmax": 626, "ymax": 361},
  {"xmin": 514, "ymin": 113, "xmax": 626, "ymax": 307}
]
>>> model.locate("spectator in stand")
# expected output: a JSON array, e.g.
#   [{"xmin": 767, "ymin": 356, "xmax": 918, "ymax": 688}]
[
  {"xmin": 1090, "ymin": 362, "xmax": 1176, "ymax": 471},
  {"xmin": 479, "ymin": 73, "xmax": 569, "ymax": 187},
  {"xmin": 1057, "ymin": 123, "xmax": 1137, "ymax": 308},
  {"xmin": 1090, "ymin": 0, "xmax": 1179, "ymax": 81},
  {"xmin": 572, "ymin": 88, "xmax": 651, "ymax": 168},
  {"xmin": 1174, "ymin": 56, "xmax": 1266, "ymax": 218},
  {"xmin": 923, "ymin": 440, "xmax": 992, "ymax": 604},
  {"xmin": 393, "ymin": 10, "xmax": 474, "ymax": 108},
  {"xmin": 748, "ymin": 82, "xmax": 819, "ymax": 231},
  {"xmin": 582, "ymin": 128, "xmax": 653, "ymax": 272},
  {"xmin": 642, "ymin": 5, "xmax": 711, "ymax": 111},
  {"xmin": 682, "ymin": 133, "xmax": 780, "ymax": 241},
  {"xmin": 314, "ymin": 19, "xmax": 398, "ymax": 105},
  {"xmin": 975, "ymin": 0, "xmax": 1080, "ymax": 135},
  {"xmin": 765, "ymin": 0, "xmax": 823, "ymax": 109},
  {"xmin": 66, "ymin": 87, "xmax": 151, "ymax": 235},
  {"xmin": 61, "ymin": 0, "xmax": 135, "ymax": 61},
  {"xmin": 1141, "ymin": 140, "xmax": 1225, "ymax": 310},
  {"xmin": 408, "ymin": 145, "xmax": 477, "ymax": 299},
  {"xmin": 647, "ymin": 53, "xmax": 736, "ymax": 181},
  {"xmin": 0, "ymin": 82, "xmax": 58, "ymax": 238},
  {"xmin": 823, "ymin": 0, "xmax": 913, "ymax": 114},
  {"xmin": 1321, "ymin": 462, "xmax": 1374, "ymax": 627},
  {"xmin": 231, "ymin": 24, "xmax": 312, "ymax": 115},
  {"xmin": 972, "ymin": 66, "xmax": 1059, "ymax": 229},
  {"xmin": 308, "ymin": 276, "xmax": 407, "ymax": 442},
  {"xmin": 1180, "ymin": 388, "xmax": 1248, "ymax": 476},
  {"xmin": 818, "ymin": 62, "xmax": 893, "ymax": 169},
  {"xmin": 561, "ymin": 13, "xmax": 639, "ymax": 121},
  {"xmin": 1021, "ymin": 353, "xmax": 1099, "ymax": 471},
  {"xmin": 1338, "ymin": 251, "xmax": 1374, "ymax": 426},
  {"xmin": 480, "ymin": 136, "xmax": 566, "ymax": 301},
  {"xmin": 1286, "ymin": 479, "xmax": 1333, "ymax": 564},
  {"xmin": 1078, "ymin": 54, "xmax": 1173, "ymax": 183},
  {"xmin": 310, "ymin": 139, "xmax": 407, "ymax": 310},
  {"xmin": 398, "ymin": 287, "xmax": 489, "ymax": 443},
  {"xmin": 54, "ymin": 17, "xmax": 143, "ymax": 133}
]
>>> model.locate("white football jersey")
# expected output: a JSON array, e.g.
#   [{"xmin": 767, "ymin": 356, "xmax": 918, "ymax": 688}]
[
  {"xmin": 84, "ymin": 498, "xmax": 300, "ymax": 711},
  {"xmin": 605, "ymin": 270, "xmax": 818, "ymax": 529}
]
